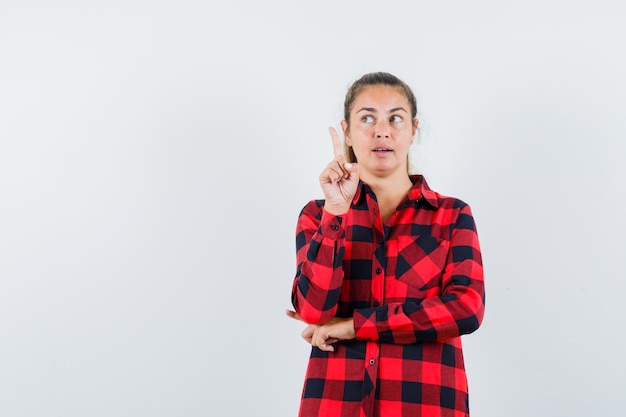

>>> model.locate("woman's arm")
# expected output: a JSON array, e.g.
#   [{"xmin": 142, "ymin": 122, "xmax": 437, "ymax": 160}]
[
  {"xmin": 291, "ymin": 128, "xmax": 359, "ymax": 325},
  {"xmin": 291, "ymin": 201, "xmax": 347, "ymax": 325}
]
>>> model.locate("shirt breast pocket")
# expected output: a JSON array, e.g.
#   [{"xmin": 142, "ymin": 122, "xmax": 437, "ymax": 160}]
[{"xmin": 395, "ymin": 235, "xmax": 450, "ymax": 291}]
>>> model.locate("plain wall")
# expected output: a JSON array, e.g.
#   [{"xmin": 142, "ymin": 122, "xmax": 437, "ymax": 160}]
[{"xmin": 1, "ymin": 1, "xmax": 625, "ymax": 416}]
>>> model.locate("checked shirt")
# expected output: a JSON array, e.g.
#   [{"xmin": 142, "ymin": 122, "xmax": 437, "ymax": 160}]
[{"xmin": 291, "ymin": 176, "xmax": 485, "ymax": 417}]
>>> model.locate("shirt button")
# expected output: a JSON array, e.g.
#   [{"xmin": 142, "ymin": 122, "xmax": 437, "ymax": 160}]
[
  {"xmin": 373, "ymin": 302, "xmax": 380, "ymax": 307},
  {"xmin": 376, "ymin": 268, "xmax": 382, "ymax": 274},
  {"xmin": 331, "ymin": 225, "xmax": 339, "ymax": 231},
  {"xmin": 377, "ymin": 238, "xmax": 383, "ymax": 244},
  {"xmin": 370, "ymin": 359, "xmax": 376, "ymax": 366}
]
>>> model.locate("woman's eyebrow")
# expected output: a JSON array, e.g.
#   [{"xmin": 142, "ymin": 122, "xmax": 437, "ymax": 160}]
[{"xmin": 356, "ymin": 106, "xmax": 408, "ymax": 113}]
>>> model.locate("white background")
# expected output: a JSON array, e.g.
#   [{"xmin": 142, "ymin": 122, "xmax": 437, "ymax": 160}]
[{"xmin": 1, "ymin": 1, "xmax": 625, "ymax": 416}]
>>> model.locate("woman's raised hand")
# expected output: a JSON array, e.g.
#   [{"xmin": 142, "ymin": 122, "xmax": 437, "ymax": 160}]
[{"xmin": 319, "ymin": 127, "xmax": 359, "ymax": 215}]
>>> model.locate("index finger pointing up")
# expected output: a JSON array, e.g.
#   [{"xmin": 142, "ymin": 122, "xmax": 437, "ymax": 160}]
[{"xmin": 328, "ymin": 126, "xmax": 344, "ymax": 159}]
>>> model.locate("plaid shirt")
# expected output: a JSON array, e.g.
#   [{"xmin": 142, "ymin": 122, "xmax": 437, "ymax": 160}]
[{"xmin": 291, "ymin": 176, "xmax": 485, "ymax": 417}]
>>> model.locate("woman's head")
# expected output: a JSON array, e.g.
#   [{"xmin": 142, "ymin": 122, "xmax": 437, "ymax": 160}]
[{"xmin": 341, "ymin": 72, "xmax": 418, "ymax": 174}]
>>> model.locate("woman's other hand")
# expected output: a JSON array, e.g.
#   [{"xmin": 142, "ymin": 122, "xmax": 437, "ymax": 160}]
[{"xmin": 286, "ymin": 310, "xmax": 355, "ymax": 352}]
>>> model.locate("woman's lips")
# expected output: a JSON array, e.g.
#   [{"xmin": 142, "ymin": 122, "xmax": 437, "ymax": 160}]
[{"xmin": 373, "ymin": 148, "xmax": 392, "ymax": 154}]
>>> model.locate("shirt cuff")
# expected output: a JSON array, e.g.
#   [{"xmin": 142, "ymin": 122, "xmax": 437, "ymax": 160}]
[
  {"xmin": 353, "ymin": 308, "xmax": 380, "ymax": 341},
  {"xmin": 318, "ymin": 209, "xmax": 346, "ymax": 239}
]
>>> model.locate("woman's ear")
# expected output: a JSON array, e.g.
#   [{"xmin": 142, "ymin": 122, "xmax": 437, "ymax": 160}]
[
  {"xmin": 341, "ymin": 120, "xmax": 351, "ymax": 146},
  {"xmin": 412, "ymin": 118, "xmax": 419, "ymax": 138}
]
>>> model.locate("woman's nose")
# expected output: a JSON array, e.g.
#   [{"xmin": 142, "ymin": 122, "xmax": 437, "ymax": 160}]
[{"xmin": 375, "ymin": 120, "xmax": 390, "ymax": 138}]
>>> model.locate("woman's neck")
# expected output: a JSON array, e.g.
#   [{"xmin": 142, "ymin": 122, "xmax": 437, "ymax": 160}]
[{"xmin": 361, "ymin": 172, "xmax": 414, "ymax": 220}]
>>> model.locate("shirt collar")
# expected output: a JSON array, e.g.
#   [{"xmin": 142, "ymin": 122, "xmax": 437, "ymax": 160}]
[
  {"xmin": 408, "ymin": 175, "xmax": 439, "ymax": 208},
  {"xmin": 351, "ymin": 175, "xmax": 439, "ymax": 208}
]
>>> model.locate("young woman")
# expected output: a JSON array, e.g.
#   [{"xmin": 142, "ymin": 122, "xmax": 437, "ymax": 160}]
[{"xmin": 287, "ymin": 72, "xmax": 485, "ymax": 417}]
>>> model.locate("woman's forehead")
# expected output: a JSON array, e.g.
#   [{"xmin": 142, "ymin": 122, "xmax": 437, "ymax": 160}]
[{"xmin": 352, "ymin": 85, "xmax": 409, "ymax": 111}]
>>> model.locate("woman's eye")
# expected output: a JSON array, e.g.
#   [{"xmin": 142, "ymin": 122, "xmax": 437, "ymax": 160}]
[
  {"xmin": 361, "ymin": 115, "xmax": 374, "ymax": 123},
  {"xmin": 390, "ymin": 115, "xmax": 403, "ymax": 123}
]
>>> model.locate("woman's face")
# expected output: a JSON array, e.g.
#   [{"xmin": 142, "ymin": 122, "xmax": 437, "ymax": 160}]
[{"xmin": 341, "ymin": 85, "xmax": 418, "ymax": 179}]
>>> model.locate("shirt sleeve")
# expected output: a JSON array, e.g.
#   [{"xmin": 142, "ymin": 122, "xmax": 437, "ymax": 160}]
[
  {"xmin": 291, "ymin": 200, "xmax": 347, "ymax": 324},
  {"xmin": 353, "ymin": 203, "xmax": 485, "ymax": 343}
]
